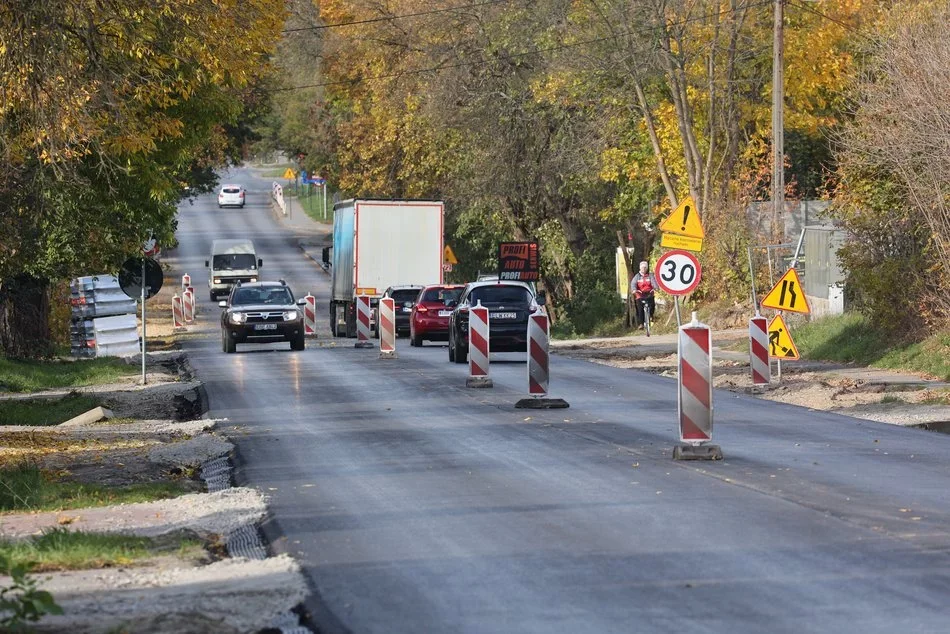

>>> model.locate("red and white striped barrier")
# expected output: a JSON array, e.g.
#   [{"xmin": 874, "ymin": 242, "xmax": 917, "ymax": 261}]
[
  {"xmin": 466, "ymin": 301, "xmax": 492, "ymax": 388},
  {"xmin": 303, "ymin": 294, "xmax": 317, "ymax": 336},
  {"xmin": 749, "ymin": 314, "xmax": 770, "ymax": 386},
  {"xmin": 527, "ymin": 313, "xmax": 550, "ymax": 395},
  {"xmin": 378, "ymin": 297, "xmax": 397, "ymax": 358},
  {"xmin": 172, "ymin": 294, "xmax": 185, "ymax": 329},
  {"xmin": 186, "ymin": 286, "xmax": 197, "ymax": 316},
  {"xmin": 355, "ymin": 295, "xmax": 373, "ymax": 348},
  {"xmin": 514, "ymin": 313, "xmax": 569, "ymax": 408},
  {"xmin": 182, "ymin": 288, "xmax": 195, "ymax": 323},
  {"xmin": 674, "ymin": 312, "xmax": 721, "ymax": 460},
  {"xmin": 181, "ymin": 274, "xmax": 191, "ymax": 291}
]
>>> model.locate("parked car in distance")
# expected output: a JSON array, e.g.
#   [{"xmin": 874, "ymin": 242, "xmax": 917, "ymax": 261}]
[
  {"xmin": 219, "ymin": 281, "xmax": 306, "ymax": 353},
  {"xmin": 218, "ymin": 184, "xmax": 246, "ymax": 208},
  {"xmin": 446, "ymin": 280, "xmax": 544, "ymax": 363},
  {"xmin": 409, "ymin": 284, "xmax": 465, "ymax": 347},
  {"xmin": 379, "ymin": 285, "xmax": 425, "ymax": 337}
]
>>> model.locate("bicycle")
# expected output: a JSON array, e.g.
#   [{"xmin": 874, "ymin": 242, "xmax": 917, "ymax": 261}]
[{"xmin": 637, "ymin": 295, "xmax": 653, "ymax": 337}]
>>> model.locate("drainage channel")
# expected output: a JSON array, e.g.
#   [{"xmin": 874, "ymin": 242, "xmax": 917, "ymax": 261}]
[
  {"xmin": 910, "ymin": 421, "xmax": 950, "ymax": 434},
  {"xmin": 200, "ymin": 455, "xmax": 311, "ymax": 634}
]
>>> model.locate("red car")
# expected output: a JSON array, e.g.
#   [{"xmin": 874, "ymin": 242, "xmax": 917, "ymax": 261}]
[{"xmin": 409, "ymin": 284, "xmax": 465, "ymax": 347}]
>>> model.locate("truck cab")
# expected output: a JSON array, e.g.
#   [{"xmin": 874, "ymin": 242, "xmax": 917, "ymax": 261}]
[{"xmin": 206, "ymin": 239, "xmax": 263, "ymax": 301}]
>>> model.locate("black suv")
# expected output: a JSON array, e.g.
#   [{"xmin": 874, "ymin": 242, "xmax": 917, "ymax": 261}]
[
  {"xmin": 378, "ymin": 285, "xmax": 425, "ymax": 337},
  {"xmin": 446, "ymin": 281, "xmax": 543, "ymax": 363},
  {"xmin": 219, "ymin": 281, "xmax": 306, "ymax": 353}
]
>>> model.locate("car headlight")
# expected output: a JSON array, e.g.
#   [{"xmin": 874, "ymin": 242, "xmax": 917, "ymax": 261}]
[
  {"xmin": 283, "ymin": 310, "xmax": 300, "ymax": 321},
  {"xmin": 213, "ymin": 278, "xmax": 221, "ymax": 284},
  {"xmin": 250, "ymin": 277, "xmax": 257, "ymax": 282},
  {"xmin": 230, "ymin": 312, "xmax": 246, "ymax": 324}
]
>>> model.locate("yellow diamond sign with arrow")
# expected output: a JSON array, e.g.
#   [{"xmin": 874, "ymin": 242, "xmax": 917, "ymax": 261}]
[
  {"xmin": 761, "ymin": 267, "xmax": 810, "ymax": 314},
  {"xmin": 767, "ymin": 314, "xmax": 800, "ymax": 360},
  {"xmin": 659, "ymin": 196, "xmax": 704, "ymax": 252}
]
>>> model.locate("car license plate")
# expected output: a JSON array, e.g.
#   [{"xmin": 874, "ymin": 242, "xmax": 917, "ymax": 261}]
[
  {"xmin": 490, "ymin": 312, "xmax": 517, "ymax": 320},
  {"xmin": 402, "ymin": 307, "xmax": 412, "ymax": 313},
  {"xmin": 254, "ymin": 323, "xmax": 277, "ymax": 331},
  {"xmin": 438, "ymin": 310, "xmax": 452, "ymax": 317}
]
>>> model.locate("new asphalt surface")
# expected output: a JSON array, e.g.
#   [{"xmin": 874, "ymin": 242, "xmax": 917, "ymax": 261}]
[{"xmin": 170, "ymin": 167, "xmax": 950, "ymax": 634}]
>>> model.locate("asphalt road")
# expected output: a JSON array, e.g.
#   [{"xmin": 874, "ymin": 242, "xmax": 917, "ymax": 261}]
[{"xmin": 170, "ymin": 167, "xmax": 950, "ymax": 634}]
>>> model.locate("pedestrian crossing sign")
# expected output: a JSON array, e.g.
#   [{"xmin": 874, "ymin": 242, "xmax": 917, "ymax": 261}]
[
  {"xmin": 767, "ymin": 314, "xmax": 800, "ymax": 360},
  {"xmin": 761, "ymin": 267, "xmax": 810, "ymax": 314},
  {"xmin": 283, "ymin": 168, "xmax": 296, "ymax": 179}
]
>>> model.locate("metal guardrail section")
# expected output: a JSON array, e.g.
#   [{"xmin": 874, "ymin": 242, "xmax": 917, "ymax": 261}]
[
  {"xmin": 71, "ymin": 274, "xmax": 139, "ymax": 358},
  {"xmin": 272, "ymin": 181, "xmax": 287, "ymax": 215}
]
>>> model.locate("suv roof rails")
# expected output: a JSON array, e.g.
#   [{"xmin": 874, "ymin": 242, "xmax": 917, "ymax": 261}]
[{"xmin": 279, "ymin": 279, "xmax": 287, "ymax": 285}]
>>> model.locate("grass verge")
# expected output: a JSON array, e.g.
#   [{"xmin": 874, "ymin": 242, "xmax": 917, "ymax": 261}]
[
  {"xmin": 1, "ymin": 465, "xmax": 189, "ymax": 514},
  {"xmin": 0, "ymin": 394, "xmax": 102, "ymax": 426},
  {"xmin": 284, "ymin": 187, "xmax": 334, "ymax": 224},
  {"xmin": 0, "ymin": 528, "xmax": 202, "ymax": 572},
  {"xmin": 0, "ymin": 357, "xmax": 138, "ymax": 393},
  {"xmin": 795, "ymin": 314, "xmax": 950, "ymax": 380}
]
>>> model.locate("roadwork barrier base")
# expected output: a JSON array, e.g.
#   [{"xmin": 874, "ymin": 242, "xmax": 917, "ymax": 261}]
[
  {"xmin": 379, "ymin": 350, "xmax": 398, "ymax": 359},
  {"xmin": 354, "ymin": 341, "xmax": 374, "ymax": 349},
  {"xmin": 673, "ymin": 443, "xmax": 723, "ymax": 461},
  {"xmin": 466, "ymin": 376, "xmax": 494, "ymax": 389},
  {"xmin": 515, "ymin": 397, "xmax": 570, "ymax": 409}
]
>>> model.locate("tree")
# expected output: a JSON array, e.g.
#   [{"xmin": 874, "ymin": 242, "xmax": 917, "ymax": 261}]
[{"xmin": 0, "ymin": 0, "xmax": 283, "ymax": 356}]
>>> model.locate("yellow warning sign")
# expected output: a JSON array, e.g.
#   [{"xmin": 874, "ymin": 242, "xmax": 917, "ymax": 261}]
[
  {"xmin": 660, "ymin": 233, "xmax": 703, "ymax": 252},
  {"xmin": 767, "ymin": 314, "xmax": 800, "ymax": 360},
  {"xmin": 761, "ymin": 267, "xmax": 810, "ymax": 314},
  {"xmin": 283, "ymin": 168, "xmax": 296, "ymax": 179},
  {"xmin": 443, "ymin": 244, "xmax": 459, "ymax": 265},
  {"xmin": 658, "ymin": 196, "xmax": 704, "ymax": 239}
]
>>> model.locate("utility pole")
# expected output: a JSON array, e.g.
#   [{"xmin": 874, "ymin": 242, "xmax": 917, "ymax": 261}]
[{"xmin": 772, "ymin": 0, "xmax": 785, "ymax": 240}]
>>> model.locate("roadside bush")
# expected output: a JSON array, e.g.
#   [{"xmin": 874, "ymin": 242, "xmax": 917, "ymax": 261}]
[{"xmin": 0, "ymin": 556, "xmax": 63, "ymax": 631}]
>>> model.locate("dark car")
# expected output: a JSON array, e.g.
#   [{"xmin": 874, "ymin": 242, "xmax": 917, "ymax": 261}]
[
  {"xmin": 378, "ymin": 285, "xmax": 425, "ymax": 337},
  {"xmin": 219, "ymin": 281, "xmax": 306, "ymax": 353},
  {"xmin": 409, "ymin": 284, "xmax": 465, "ymax": 347},
  {"xmin": 447, "ymin": 281, "xmax": 543, "ymax": 363}
]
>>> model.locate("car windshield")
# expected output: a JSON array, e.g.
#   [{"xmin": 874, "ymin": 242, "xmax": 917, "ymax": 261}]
[
  {"xmin": 222, "ymin": 187, "xmax": 241, "ymax": 194},
  {"xmin": 468, "ymin": 286, "xmax": 532, "ymax": 305},
  {"xmin": 422, "ymin": 287, "xmax": 463, "ymax": 304},
  {"xmin": 212, "ymin": 253, "xmax": 256, "ymax": 270},
  {"xmin": 231, "ymin": 287, "xmax": 292, "ymax": 306},
  {"xmin": 391, "ymin": 289, "xmax": 421, "ymax": 303}
]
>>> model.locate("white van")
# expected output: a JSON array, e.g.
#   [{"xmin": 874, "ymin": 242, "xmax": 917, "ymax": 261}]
[{"xmin": 205, "ymin": 239, "xmax": 262, "ymax": 301}]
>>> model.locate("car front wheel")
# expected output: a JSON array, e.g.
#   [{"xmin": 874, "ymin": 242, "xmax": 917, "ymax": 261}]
[{"xmin": 222, "ymin": 329, "xmax": 236, "ymax": 354}]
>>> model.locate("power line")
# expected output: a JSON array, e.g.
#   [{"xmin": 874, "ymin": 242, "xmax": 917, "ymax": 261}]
[
  {"xmin": 282, "ymin": 0, "xmax": 512, "ymax": 34},
  {"xmin": 272, "ymin": 0, "xmax": 772, "ymax": 92}
]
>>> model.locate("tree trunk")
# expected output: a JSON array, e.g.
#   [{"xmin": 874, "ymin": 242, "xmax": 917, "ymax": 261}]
[{"xmin": 0, "ymin": 274, "xmax": 52, "ymax": 359}]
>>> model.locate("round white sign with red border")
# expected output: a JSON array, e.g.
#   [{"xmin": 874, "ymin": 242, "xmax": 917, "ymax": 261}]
[{"xmin": 655, "ymin": 249, "xmax": 702, "ymax": 296}]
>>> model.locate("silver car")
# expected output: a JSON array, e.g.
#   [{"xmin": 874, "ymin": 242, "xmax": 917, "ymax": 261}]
[{"xmin": 217, "ymin": 184, "xmax": 245, "ymax": 208}]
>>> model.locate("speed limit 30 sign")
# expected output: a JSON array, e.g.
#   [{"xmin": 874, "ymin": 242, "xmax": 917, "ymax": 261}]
[{"xmin": 655, "ymin": 249, "xmax": 702, "ymax": 296}]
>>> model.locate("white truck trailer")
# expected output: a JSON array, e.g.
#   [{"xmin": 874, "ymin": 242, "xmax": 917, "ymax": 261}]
[{"xmin": 330, "ymin": 199, "xmax": 444, "ymax": 337}]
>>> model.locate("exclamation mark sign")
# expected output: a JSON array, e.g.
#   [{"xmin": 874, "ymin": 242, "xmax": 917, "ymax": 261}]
[{"xmin": 681, "ymin": 205, "xmax": 691, "ymax": 232}]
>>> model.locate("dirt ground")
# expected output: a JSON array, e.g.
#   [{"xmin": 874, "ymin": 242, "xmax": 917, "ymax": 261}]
[{"xmin": 552, "ymin": 330, "xmax": 950, "ymax": 429}]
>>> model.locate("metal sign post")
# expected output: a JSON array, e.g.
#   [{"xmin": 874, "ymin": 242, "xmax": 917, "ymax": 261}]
[{"xmin": 141, "ymin": 258, "xmax": 146, "ymax": 385}]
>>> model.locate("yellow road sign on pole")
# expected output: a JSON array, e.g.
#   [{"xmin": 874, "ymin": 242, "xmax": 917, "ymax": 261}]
[
  {"xmin": 658, "ymin": 195, "xmax": 704, "ymax": 239},
  {"xmin": 660, "ymin": 233, "xmax": 703, "ymax": 252},
  {"xmin": 443, "ymin": 245, "xmax": 459, "ymax": 265},
  {"xmin": 283, "ymin": 168, "xmax": 296, "ymax": 179},
  {"xmin": 761, "ymin": 267, "xmax": 810, "ymax": 314},
  {"xmin": 767, "ymin": 314, "xmax": 800, "ymax": 359}
]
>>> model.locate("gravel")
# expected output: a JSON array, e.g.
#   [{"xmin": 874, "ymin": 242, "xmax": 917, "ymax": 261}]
[
  {"xmin": 0, "ymin": 487, "xmax": 267, "ymax": 540},
  {"xmin": 27, "ymin": 555, "xmax": 308, "ymax": 634},
  {"xmin": 147, "ymin": 434, "xmax": 233, "ymax": 466}
]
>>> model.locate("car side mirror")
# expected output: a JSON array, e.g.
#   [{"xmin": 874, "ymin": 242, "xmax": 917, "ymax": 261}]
[
  {"xmin": 257, "ymin": 258, "xmax": 263, "ymax": 268},
  {"xmin": 537, "ymin": 291, "xmax": 547, "ymax": 306},
  {"xmin": 205, "ymin": 260, "xmax": 210, "ymax": 268},
  {"xmin": 218, "ymin": 300, "xmax": 227, "ymax": 308},
  {"xmin": 296, "ymin": 298, "xmax": 306, "ymax": 305}
]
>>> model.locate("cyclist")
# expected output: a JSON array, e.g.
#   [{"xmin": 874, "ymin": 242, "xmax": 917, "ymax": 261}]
[{"xmin": 629, "ymin": 260, "xmax": 658, "ymax": 329}]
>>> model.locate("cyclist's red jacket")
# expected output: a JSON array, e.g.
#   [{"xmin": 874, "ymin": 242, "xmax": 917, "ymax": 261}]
[{"xmin": 630, "ymin": 273, "xmax": 658, "ymax": 299}]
